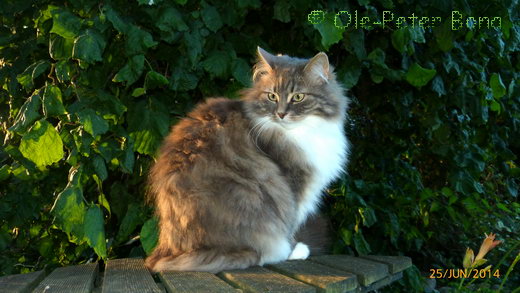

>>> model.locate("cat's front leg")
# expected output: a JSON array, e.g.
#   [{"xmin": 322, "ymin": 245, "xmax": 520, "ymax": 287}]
[{"xmin": 288, "ymin": 242, "xmax": 310, "ymax": 260}]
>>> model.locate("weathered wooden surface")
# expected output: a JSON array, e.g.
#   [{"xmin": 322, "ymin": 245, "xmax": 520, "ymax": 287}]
[
  {"xmin": 360, "ymin": 255, "xmax": 412, "ymax": 274},
  {"xmin": 0, "ymin": 255, "xmax": 412, "ymax": 293},
  {"xmin": 33, "ymin": 263, "xmax": 98, "ymax": 293},
  {"xmin": 102, "ymin": 258, "xmax": 161, "ymax": 293},
  {"xmin": 219, "ymin": 266, "xmax": 315, "ymax": 292},
  {"xmin": 268, "ymin": 260, "xmax": 358, "ymax": 293},
  {"xmin": 159, "ymin": 271, "xmax": 238, "ymax": 293},
  {"xmin": 0, "ymin": 270, "xmax": 45, "ymax": 293},
  {"xmin": 310, "ymin": 255, "xmax": 389, "ymax": 286}
]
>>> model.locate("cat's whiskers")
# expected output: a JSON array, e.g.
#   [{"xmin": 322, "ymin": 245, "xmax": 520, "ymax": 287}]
[{"xmin": 249, "ymin": 118, "xmax": 270, "ymax": 155}]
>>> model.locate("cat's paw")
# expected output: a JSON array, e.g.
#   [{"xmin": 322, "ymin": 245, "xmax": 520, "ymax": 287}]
[{"xmin": 288, "ymin": 242, "xmax": 310, "ymax": 260}]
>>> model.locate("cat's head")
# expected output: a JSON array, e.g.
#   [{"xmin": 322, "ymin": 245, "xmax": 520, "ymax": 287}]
[{"xmin": 243, "ymin": 47, "xmax": 348, "ymax": 125}]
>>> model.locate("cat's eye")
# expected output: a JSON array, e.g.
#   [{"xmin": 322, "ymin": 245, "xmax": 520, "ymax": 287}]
[
  {"xmin": 292, "ymin": 93, "xmax": 305, "ymax": 103},
  {"xmin": 267, "ymin": 93, "xmax": 278, "ymax": 102}
]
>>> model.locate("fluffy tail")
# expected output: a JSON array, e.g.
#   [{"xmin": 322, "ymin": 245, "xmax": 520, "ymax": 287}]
[
  {"xmin": 145, "ymin": 248, "xmax": 260, "ymax": 273},
  {"xmin": 295, "ymin": 213, "xmax": 331, "ymax": 255}
]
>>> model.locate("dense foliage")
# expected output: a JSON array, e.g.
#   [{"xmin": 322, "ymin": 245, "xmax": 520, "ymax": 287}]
[{"xmin": 0, "ymin": 0, "xmax": 518, "ymax": 291}]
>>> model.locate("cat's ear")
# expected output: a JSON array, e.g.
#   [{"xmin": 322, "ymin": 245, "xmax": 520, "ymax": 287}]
[
  {"xmin": 253, "ymin": 47, "xmax": 275, "ymax": 82},
  {"xmin": 257, "ymin": 47, "xmax": 276, "ymax": 68},
  {"xmin": 304, "ymin": 52, "xmax": 330, "ymax": 84}
]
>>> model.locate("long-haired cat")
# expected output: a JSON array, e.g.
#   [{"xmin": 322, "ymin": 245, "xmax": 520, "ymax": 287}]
[{"xmin": 145, "ymin": 47, "xmax": 349, "ymax": 273}]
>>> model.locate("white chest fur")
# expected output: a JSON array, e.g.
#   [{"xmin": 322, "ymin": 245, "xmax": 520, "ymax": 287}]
[{"xmin": 283, "ymin": 116, "xmax": 349, "ymax": 226}]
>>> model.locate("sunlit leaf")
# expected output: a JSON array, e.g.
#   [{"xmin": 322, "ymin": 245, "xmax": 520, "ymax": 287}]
[
  {"xmin": 19, "ymin": 120, "xmax": 64, "ymax": 167},
  {"xmin": 141, "ymin": 217, "xmax": 159, "ymax": 255},
  {"xmin": 84, "ymin": 205, "xmax": 107, "ymax": 259}
]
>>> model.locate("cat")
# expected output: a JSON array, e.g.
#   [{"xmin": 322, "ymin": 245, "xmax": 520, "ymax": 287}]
[{"xmin": 145, "ymin": 47, "xmax": 349, "ymax": 273}]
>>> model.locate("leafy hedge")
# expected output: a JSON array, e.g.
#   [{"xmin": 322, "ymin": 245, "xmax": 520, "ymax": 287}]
[{"xmin": 0, "ymin": 0, "xmax": 518, "ymax": 291}]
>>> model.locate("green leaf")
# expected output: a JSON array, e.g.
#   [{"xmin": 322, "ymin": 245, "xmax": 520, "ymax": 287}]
[
  {"xmin": 273, "ymin": 1, "xmax": 291, "ymax": 23},
  {"xmin": 141, "ymin": 217, "xmax": 159, "ymax": 255},
  {"xmin": 434, "ymin": 20, "xmax": 454, "ymax": 52},
  {"xmin": 51, "ymin": 186, "xmax": 86, "ymax": 241},
  {"xmin": 368, "ymin": 48, "xmax": 386, "ymax": 66},
  {"xmin": 156, "ymin": 6, "xmax": 188, "ymax": 32},
  {"xmin": 84, "ymin": 205, "xmax": 107, "ymax": 259},
  {"xmin": 98, "ymin": 193, "xmax": 111, "ymax": 215},
  {"xmin": 50, "ymin": 8, "xmax": 82, "ymax": 39},
  {"xmin": 232, "ymin": 58, "xmax": 252, "ymax": 86},
  {"xmin": 202, "ymin": 50, "xmax": 230, "ymax": 77},
  {"xmin": 73, "ymin": 29, "xmax": 106, "ymax": 64},
  {"xmin": 17, "ymin": 61, "xmax": 51, "ymax": 90},
  {"xmin": 9, "ymin": 93, "xmax": 42, "ymax": 133},
  {"xmin": 55, "ymin": 60, "xmax": 74, "ymax": 83},
  {"xmin": 19, "ymin": 120, "xmax": 64, "ymax": 167},
  {"xmin": 431, "ymin": 76, "xmax": 446, "ymax": 96},
  {"xmin": 93, "ymin": 155, "xmax": 108, "ymax": 181},
  {"xmin": 313, "ymin": 12, "xmax": 345, "ymax": 50},
  {"xmin": 38, "ymin": 237, "xmax": 53, "ymax": 258},
  {"xmin": 345, "ymin": 30, "xmax": 366, "ymax": 60},
  {"xmin": 184, "ymin": 30, "xmax": 203, "ymax": 65},
  {"xmin": 145, "ymin": 71, "xmax": 169, "ymax": 90},
  {"xmin": 340, "ymin": 228, "xmax": 352, "ymax": 245},
  {"xmin": 121, "ymin": 140, "xmax": 135, "ymax": 173},
  {"xmin": 359, "ymin": 207, "xmax": 377, "ymax": 227},
  {"xmin": 77, "ymin": 109, "xmax": 109, "ymax": 137},
  {"xmin": 201, "ymin": 5, "xmax": 223, "ymax": 32},
  {"xmin": 490, "ymin": 73, "xmax": 506, "ymax": 99},
  {"xmin": 49, "ymin": 35, "xmax": 74, "ymax": 60},
  {"xmin": 170, "ymin": 67, "xmax": 199, "ymax": 91},
  {"xmin": 0, "ymin": 165, "xmax": 11, "ymax": 182},
  {"xmin": 391, "ymin": 27, "xmax": 409, "ymax": 53},
  {"xmin": 104, "ymin": 5, "xmax": 130, "ymax": 34},
  {"xmin": 340, "ymin": 56, "xmax": 361, "ymax": 89},
  {"xmin": 116, "ymin": 204, "xmax": 144, "ymax": 244},
  {"xmin": 405, "ymin": 63, "xmax": 437, "ymax": 88},
  {"xmin": 126, "ymin": 26, "xmax": 158, "ymax": 56},
  {"xmin": 113, "ymin": 54, "xmax": 145, "ymax": 85},
  {"xmin": 353, "ymin": 231, "xmax": 371, "ymax": 255},
  {"xmin": 128, "ymin": 99, "xmax": 169, "ymax": 156},
  {"xmin": 43, "ymin": 85, "xmax": 66, "ymax": 116},
  {"xmin": 132, "ymin": 87, "xmax": 146, "ymax": 97}
]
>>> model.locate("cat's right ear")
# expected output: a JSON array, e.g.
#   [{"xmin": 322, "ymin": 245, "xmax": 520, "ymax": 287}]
[{"xmin": 253, "ymin": 47, "xmax": 275, "ymax": 82}]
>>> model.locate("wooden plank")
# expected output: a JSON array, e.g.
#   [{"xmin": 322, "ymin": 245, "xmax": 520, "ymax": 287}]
[
  {"xmin": 0, "ymin": 270, "xmax": 45, "ymax": 293},
  {"xmin": 359, "ymin": 272, "xmax": 403, "ymax": 293},
  {"xmin": 267, "ymin": 260, "xmax": 358, "ymax": 293},
  {"xmin": 102, "ymin": 258, "xmax": 161, "ymax": 293},
  {"xmin": 159, "ymin": 271, "xmax": 238, "ymax": 293},
  {"xmin": 33, "ymin": 263, "xmax": 98, "ymax": 293},
  {"xmin": 219, "ymin": 266, "xmax": 315, "ymax": 293},
  {"xmin": 359, "ymin": 255, "xmax": 412, "ymax": 274},
  {"xmin": 310, "ymin": 255, "xmax": 388, "ymax": 286}
]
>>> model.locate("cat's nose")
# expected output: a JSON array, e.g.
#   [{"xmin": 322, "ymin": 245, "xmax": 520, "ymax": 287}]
[{"xmin": 277, "ymin": 112, "xmax": 287, "ymax": 119}]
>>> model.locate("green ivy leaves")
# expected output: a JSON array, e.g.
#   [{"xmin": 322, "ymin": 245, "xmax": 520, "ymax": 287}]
[
  {"xmin": 51, "ymin": 186, "xmax": 86, "ymax": 241},
  {"xmin": 405, "ymin": 63, "xmax": 437, "ymax": 88},
  {"xmin": 73, "ymin": 29, "xmax": 106, "ymax": 64},
  {"xmin": 19, "ymin": 120, "xmax": 64, "ymax": 168},
  {"xmin": 84, "ymin": 205, "xmax": 107, "ymax": 259},
  {"xmin": 141, "ymin": 217, "xmax": 159, "ymax": 255},
  {"xmin": 113, "ymin": 55, "xmax": 145, "ymax": 85},
  {"xmin": 43, "ymin": 85, "xmax": 66, "ymax": 116},
  {"xmin": 1, "ymin": 0, "xmax": 518, "ymax": 283},
  {"xmin": 313, "ymin": 12, "xmax": 345, "ymax": 50},
  {"xmin": 490, "ymin": 73, "xmax": 506, "ymax": 98},
  {"xmin": 9, "ymin": 94, "xmax": 42, "ymax": 133}
]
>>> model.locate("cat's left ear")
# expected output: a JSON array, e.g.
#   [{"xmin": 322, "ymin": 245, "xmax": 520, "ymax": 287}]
[
  {"xmin": 304, "ymin": 52, "xmax": 330, "ymax": 84},
  {"xmin": 253, "ymin": 47, "xmax": 276, "ymax": 82}
]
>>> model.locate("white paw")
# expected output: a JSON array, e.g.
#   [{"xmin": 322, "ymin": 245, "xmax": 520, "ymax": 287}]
[{"xmin": 288, "ymin": 242, "xmax": 310, "ymax": 260}]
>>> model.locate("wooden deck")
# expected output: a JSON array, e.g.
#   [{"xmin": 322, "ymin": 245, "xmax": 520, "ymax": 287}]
[{"xmin": 0, "ymin": 255, "xmax": 412, "ymax": 293}]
